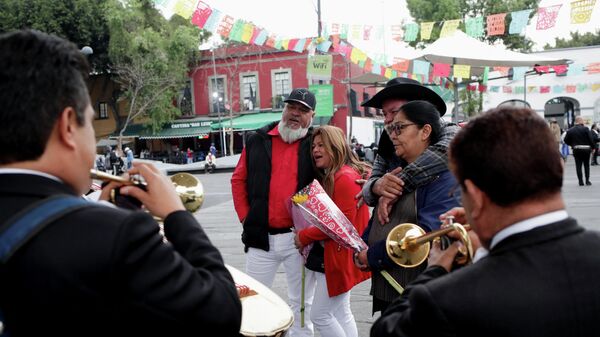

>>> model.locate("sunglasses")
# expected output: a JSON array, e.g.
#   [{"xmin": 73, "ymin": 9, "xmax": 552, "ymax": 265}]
[{"xmin": 386, "ymin": 122, "xmax": 416, "ymax": 136}]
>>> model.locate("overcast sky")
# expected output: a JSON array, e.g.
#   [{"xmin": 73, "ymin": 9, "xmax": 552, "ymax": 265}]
[{"xmin": 193, "ymin": 0, "xmax": 599, "ymax": 55}]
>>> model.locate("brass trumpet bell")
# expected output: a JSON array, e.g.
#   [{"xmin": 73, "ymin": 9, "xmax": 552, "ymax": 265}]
[
  {"xmin": 385, "ymin": 217, "xmax": 473, "ymax": 268},
  {"xmin": 386, "ymin": 224, "xmax": 430, "ymax": 267},
  {"xmin": 90, "ymin": 169, "xmax": 205, "ymax": 214},
  {"xmin": 171, "ymin": 173, "xmax": 204, "ymax": 213}
]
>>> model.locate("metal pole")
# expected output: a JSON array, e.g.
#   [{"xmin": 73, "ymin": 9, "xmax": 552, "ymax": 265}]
[
  {"xmin": 523, "ymin": 73, "xmax": 527, "ymax": 104},
  {"xmin": 346, "ymin": 58, "xmax": 353, "ymax": 142},
  {"xmin": 211, "ymin": 48, "xmax": 225, "ymax": 156},
  {"xmin": 317, "ymin": 0, "xmax": 322, "ymax": 38}
]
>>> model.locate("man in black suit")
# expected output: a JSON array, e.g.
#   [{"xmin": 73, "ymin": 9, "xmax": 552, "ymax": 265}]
[
  {"xmin": 371, "ymin": 107, "xmax": 600, "ymax": 337},
  {"xmin": 0, "ymin": 30, "xmax": 241, "ymax": 336}
]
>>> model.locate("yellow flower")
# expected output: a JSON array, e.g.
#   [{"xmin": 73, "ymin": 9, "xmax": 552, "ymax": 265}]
[{"xmin": 291, "ymin": 193, "xmax": 308, "ymax": 205}]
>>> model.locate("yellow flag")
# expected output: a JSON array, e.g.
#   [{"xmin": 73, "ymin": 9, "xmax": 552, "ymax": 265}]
[
  {"xmin": 453, "ymin": 64, "xmax": 471, "ymax": 79},
  {"xmin": 440, "ymin": 19, "xmax": 461, "ymax": 37},
  {"xmin": 241, "ymin": 24, "xmax": 253, "ymax": 43},
  {"xmin": 173, "ymin": 0, "xmax": 197, "ymax": 19},
  {"xmin": 384, "ymin": 68, "xmax": 393, "ymax": 79},
  {"xmin": 420, "ymin": 22, "xmax": 435, "ymax": 40},
  {"xmin": 571, "ymin": 0, "xmax": 596, "ymax": 24}
]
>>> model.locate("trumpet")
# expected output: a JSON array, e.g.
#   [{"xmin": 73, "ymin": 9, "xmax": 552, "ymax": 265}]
[
  {"xmin": 90, "ymin": 169, "xmax": 204, "ymax": 213},
  {"xmin": 385, "ymin": 216, "xmax": 473, "ymax": 268}
]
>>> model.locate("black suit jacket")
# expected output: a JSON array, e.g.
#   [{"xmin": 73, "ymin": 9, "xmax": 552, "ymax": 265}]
[
  {"xmin": 0, "ymin": 174, "xmax": 241, "ymax": 337},
  {"xmin": 371, "ymin": 218, "xmax": 600, "ymax": 337}
]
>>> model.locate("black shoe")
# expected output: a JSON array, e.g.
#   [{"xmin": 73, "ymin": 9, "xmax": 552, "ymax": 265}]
[
  {"xmin": 586, "ymin": 181, "xmax": 592, "ymax": 186},
  {"xmin": 579, "ymin": 182, "xmax": 584, "ymax": 186}
]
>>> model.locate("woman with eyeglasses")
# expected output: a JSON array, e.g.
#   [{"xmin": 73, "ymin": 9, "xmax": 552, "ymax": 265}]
[
  {"xmin": 354, "ymin": 100, "xmax": 461, "ymax": 313},
  {"xmin": 294, "ymin": 125, "xmax": 371, "ymax": 337}
]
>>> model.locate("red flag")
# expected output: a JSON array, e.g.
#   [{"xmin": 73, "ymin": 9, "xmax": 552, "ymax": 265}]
[
  {"xmin": 364, "ymin": 58, "xmax": 373, "ymax": 72},
  {"xmin": 432, "ymin": 63, "xmax": 451, "ymax": 77},
  {"xmin": 249, "ymin": 27, "xmax": 260, "ymax": 44},
  {"xmin": 288, "ymin": 39, "xmax": 299, "ymax": 51},
  {"xmin": 217, "ymin": 15, "xmax": 235, "ymax": 38},
  {"xmin": 392, "ymin": 58, "xmax": 410, "ymax": 72},
  {"xmin": 486, "ymin": 13, "xmax": 507, "ymax": 36},
  {"xmin": 191, "ymin": 1, "xmax": 212, "ymax": 29},
  {"xmin": 587, "ymin": 62, "xmax": 600, "ymax": 74},
  {"xmin": 534, "ymin": 65, "xmax": 551, "ymax": 73},
  {"xmin": 478, "ymin": 84, "xmax": 487, "ymax": 92},
  {"xmin": 552, "ymin": 64, "xmax": 568, "ymax": 75},
  {"xmin": 536, "ymin": 5, "xmax": 562, "ymax": 30}
]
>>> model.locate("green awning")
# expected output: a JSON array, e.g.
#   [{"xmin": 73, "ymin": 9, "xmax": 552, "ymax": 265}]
[
  {"xmin": 211, "ymin": 112, "xmax": 283, "ymax": 131},
  {"xmin": 111, "ymin": 121, "xmax": 212, "ymax": 139}
]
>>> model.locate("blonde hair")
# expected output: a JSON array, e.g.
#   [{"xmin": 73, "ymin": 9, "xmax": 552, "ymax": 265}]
[{"xmin": 311, "ymin": 125, "xmax": 371, "ymax": 196}]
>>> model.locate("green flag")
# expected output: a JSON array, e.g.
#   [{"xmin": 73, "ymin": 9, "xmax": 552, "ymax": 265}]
[{"xmin": 309, "ymin": 84, "xmax": 334, "ymax": 117}]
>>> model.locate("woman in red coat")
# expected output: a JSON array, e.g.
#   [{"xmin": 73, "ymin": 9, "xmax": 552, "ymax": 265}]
[{"xmin": 294, "ymin": 125, "xmax": 371, "ymax": 337}]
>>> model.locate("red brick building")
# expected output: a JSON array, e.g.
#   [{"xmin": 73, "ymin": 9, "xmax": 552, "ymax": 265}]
[{"xmin": 189, "ymin": 42, "xmax": 375, "ymax": 154}]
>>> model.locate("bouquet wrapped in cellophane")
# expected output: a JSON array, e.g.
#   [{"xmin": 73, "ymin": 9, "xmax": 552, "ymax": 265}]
[{"xmin": 290, "ymin": 179, "xmax": 368, "ymax": 255}]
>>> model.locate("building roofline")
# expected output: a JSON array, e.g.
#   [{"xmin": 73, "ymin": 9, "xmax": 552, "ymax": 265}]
[{"xmin": 533, "ymin": 45, "xmax": 600, "ymax": 54}]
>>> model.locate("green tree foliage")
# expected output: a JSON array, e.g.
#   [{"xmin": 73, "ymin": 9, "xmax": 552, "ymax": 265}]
[
  {"xmin": 105, "ymin": 0, "xmax": 206, "ymax": 140},
  {"xmin": 545, "ymin": 30, "xmax": 600, "ymax": 49},
  {"xmin": 0, "ymin": 0, "xmax": 110, "ymax": 71},
  {"xmin": 406, "ymin": 0, "xmax": 538, "ymax": 52}
]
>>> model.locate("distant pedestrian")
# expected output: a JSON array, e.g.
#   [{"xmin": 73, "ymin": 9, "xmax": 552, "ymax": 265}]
[
  {"xmin": 210, "ymin": 143, "xmax": 217, "ymax": 156},
  {"xmin": 549, "ymin": 118, "xmax": 561, "ymax": 151},
  {"xmin": 186, "ymin": 148, "xmax": 194, "ymax": 164},
  {"xmin": 205, "ymin": 152, "xmax": 216, "ymax": 173},
  {"xmin": 564, "ymin": 116, "xmax": 596, "ymax": 186},
  {"xmin": 125, "ymin": 147, "xmax": 133, "ymax": 169},
  {"xmin": 591, "ymin": 123, "xmax": 599, "ymax": 166}
]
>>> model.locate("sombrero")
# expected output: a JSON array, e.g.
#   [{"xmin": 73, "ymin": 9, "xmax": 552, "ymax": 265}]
[{"xmin": 361, "ymin": 77, "xmax": 447, "ymax": 116}]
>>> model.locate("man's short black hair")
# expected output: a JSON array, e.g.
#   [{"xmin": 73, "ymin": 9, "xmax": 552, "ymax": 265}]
[
  {"xmin": 450, "ymin": 107, "xmax": 563, "ymax": 207},
  {"xmin": 0, "ymin": 30, "xmax": 90, "ymax": 164}
]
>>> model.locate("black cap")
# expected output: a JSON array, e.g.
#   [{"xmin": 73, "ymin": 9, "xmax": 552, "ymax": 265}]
[
  {"xmin": 361, "ymin": 77, "xmax": 447, "ymax": 116},
  {"xmin": 284, "ymin": 88, "xmax": 316, "ymax": 111}
]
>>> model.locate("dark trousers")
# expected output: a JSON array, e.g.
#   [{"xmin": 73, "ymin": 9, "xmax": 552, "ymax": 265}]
[{"xmin": 573, "ymin": 149, "xmax": 592, "ymax": 184}]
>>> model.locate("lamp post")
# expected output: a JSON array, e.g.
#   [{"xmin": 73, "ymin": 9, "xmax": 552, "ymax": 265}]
[
  {"xmin": 211, "ymin": 47, "xmax": 226, "ymax": 156},
  {"xmin": 212, "ymin": 92, "xmax": 225, "ymax": 156}
]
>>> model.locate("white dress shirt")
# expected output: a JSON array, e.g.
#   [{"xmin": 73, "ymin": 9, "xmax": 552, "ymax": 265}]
[{"xmin": 472, "ymin": 210, "xmax": 569, "ymax": 263}]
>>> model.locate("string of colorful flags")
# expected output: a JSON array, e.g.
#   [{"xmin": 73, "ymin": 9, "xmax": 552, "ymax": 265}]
[{"xmin": 154, "ymin": 0, "xmax": 597, "ymax": 85}]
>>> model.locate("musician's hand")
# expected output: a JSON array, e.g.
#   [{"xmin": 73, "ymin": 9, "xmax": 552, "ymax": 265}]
[
  {"xmin": 377, "ymin": 196, "xmax": 397, "ymax": 224},
  {"xmin": 428, "ymin": 239, "xmax": 460, "ymax": 272},
  {"xmin": 372, "ymin": 167, "xmax": 404, "ymax": 199},
  {"xmin": 98, "ymin": 180, "xmax": 123, "ymax": 202},
  {"xmin": 120, "ymin": 163, "xmax": 185, "ymax": 219},
  {"xmin": 439, "ymin": 207, "xmax": 468, "ymax": 225}
]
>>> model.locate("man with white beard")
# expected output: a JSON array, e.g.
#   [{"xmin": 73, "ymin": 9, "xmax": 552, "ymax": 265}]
[{"xmin": 231, "ymin": 88, "xmax": 317, "ymax": 337}]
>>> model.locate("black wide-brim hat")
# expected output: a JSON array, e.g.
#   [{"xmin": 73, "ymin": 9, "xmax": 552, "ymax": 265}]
[{"xmin": 361, "ymin": 77, "xmax": 447, "ymax": 116}]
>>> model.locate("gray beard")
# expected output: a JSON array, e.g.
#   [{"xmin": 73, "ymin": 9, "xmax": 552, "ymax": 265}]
[{"xmin": 278, "ymin": 120, "xmax": 311, "ymax": 143}]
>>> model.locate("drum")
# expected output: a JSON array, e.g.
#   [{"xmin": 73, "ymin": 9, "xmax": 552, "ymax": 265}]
[{"xmin": 226, "ymin": 265, "xmax": 294, "ymax": 337}]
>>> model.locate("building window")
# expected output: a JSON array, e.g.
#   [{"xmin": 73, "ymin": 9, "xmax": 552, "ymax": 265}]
[
  {"xmin": 240, "ymin": 73, "xmax": 258, "ymax": 111},
  {"xmin": 179, "ymin": 80, "xmax": 194, "ymax": 117},
  {"xmin": 97, "ymin": 102, "xmax": 108, "ymax": 119},
  {"xmin": 271, "ymin": 68, "xmax": 292, "ymax": 109},
  {"xmin": 209, "ymin": 76, "xmax": 226, "ymax": 115}
]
